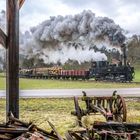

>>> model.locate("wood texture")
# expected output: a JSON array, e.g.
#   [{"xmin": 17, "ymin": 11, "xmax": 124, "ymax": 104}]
[
  {"xmin": 6, "ymin": 0, "xmax": 19, "ymax": 119},
  {"xmin": 19, "ymin": 0, "xmax": 25, "ymax": 9}
]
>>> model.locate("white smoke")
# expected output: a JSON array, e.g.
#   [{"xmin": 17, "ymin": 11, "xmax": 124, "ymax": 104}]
[
  {"xmin": 32, "ymin": 43, "xmax": 107, "ymax": 64},
  {"xmin": 22, "ymin": 10, "xmax": 125, "ymax": 64}
]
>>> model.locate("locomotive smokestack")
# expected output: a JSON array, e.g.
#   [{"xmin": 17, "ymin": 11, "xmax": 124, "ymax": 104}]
[{"xmin": 121, "ymin": 43, "xmax": 127, "ymax": 66}]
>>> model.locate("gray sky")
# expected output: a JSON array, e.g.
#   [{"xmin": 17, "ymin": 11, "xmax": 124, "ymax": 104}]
[{"xmin": 0, "ymin": 0, "xmax": 140, "ymax": 35}]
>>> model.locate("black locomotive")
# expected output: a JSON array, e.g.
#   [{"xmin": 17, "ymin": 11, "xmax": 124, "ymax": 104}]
[
  {"xmin": 90, "ymin": 61, "xmax": 134, "ymax": 82},
  {"xmin": 19, "ymin": 60, "xmax": 134, "ymax": 82}
]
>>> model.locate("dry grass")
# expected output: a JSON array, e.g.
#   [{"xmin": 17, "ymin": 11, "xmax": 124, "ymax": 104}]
[
  {"xmin": 0, "ymin": 98, "xmax": 140, "ymax": 136},
  {"xmin": 126, "ymin": 99, "xmax": 140, "ymax": 123}
]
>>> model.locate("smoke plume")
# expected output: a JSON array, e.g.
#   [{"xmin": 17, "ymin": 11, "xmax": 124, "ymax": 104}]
[{"xmin": 22, "ymin": 10, "xmax": 125, "ymax": 64}]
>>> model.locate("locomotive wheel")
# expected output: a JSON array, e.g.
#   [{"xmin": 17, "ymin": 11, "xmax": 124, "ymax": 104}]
[
  {"xmin": 113, "ymin": 95, "xmax": 127, "ymax": 122},
  {"xmin": 73, "ymin": 97, "xmax": 82, "ymax": 126}
]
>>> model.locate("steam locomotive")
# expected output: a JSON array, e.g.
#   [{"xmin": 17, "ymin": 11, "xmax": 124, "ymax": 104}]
[{"xmin": 90, "ymin": 61, "xmax": 134, "ymax": 82}]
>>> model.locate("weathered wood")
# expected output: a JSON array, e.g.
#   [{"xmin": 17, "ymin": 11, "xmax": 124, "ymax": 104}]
[
  {"xmin": 6, "ymin": 0, "xmax": 19, "ymax": 119},
  {"xmin": 93, "ymin": 122, "xmax": 140, "ymax": 131},
  {"xmin": 0, "ymin": 28, "xmax": 7, "ymax": 48},
  {"xmin": 19, "ymin": 0, "xmax": 25, "ymax": 9}
]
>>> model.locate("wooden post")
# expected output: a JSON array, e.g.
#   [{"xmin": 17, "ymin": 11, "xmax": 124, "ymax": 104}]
[{"xmin": 6, "ymin": 0, "xmax": 19, "ymax": 119}]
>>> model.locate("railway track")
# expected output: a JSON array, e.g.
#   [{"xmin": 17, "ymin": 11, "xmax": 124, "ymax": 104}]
[
  {"xmin": 1, "ymin": 74, "xmax": 139, "ymax": 83},
  {"xmin": 19, "ymin": 76, "xmax": 140, "ymax": 84}
]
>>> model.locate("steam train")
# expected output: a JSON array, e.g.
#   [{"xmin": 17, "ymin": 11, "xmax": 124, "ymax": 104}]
[
  {"xmin": 19, "ymin": 44, "xmax": 135, "ymax": 82},
  {"xmin": 19, "ymin": 60, "xmax": 134, "ymax": 82},
  {"xmin": 90, "ymin": 61, "xmax": 134, "ymax": 82}
]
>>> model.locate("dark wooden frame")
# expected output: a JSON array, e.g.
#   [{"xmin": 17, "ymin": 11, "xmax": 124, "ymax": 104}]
[
  {"xmin": 0, "ymin": 0, "xmax": 25, "ymax": 119},
  {"xmin": 6, "ymin": 0, "xmax": 19, "ymax": 119}
]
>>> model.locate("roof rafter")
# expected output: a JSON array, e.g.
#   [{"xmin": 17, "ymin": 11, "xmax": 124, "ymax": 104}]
[
  {"xmin": 0, "ymin": 28, "xmax": 7, "ymax": 48},
  {"xmin": 19, "ymin": 0, "xmax": 25, "ymax": 9}
]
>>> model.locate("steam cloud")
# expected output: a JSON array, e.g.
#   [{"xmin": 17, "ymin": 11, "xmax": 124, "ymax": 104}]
[{"xmin": 23, "ymin": 10, "xmax": 125, "ymax": 64}]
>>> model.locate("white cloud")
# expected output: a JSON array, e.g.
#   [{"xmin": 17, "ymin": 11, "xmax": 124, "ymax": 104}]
[
  {"xmin": 20, "ymin": 0, "xmax": 80, "ymax": 32},
  {"xmin": 0, "ymin": 0, "xmax": 5, "ymax": 11},
  {"xmin": 113, "ymin": 3, "xmax": 140, "ymax": 34}
]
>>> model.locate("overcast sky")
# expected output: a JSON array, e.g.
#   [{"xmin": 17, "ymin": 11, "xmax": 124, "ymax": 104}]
[{"xmin": 0, "ymin": 0, "xmax": 140, "ymax": 35}]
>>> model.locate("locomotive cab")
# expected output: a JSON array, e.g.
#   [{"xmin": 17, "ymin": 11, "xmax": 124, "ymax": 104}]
[
  {"xmin": 90, "ymin": 61, "xmax": 109, "ymax": 79},
  {"xmin": 91, "ymin": 61, "xmax": 109, "ymax": 68}
]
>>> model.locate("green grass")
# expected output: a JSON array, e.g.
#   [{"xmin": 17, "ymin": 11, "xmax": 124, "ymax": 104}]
[
  {"xmin": 134, "ymin": 69, "xmax": 140, "ymax": 82},
  {"xmin": 0, "ymin": 70, "xmax": 140, "ymax": 90},
  {"xmin": 0, "ymin": 73, "xmax": 6, "ymax": 89},
  {"xmin": 0, "ymin": 98, "xmax": 140, "ymax": 136},
  {"xmin": 19, "ymin": 78, "xmax": 140, "ymax": 89}
]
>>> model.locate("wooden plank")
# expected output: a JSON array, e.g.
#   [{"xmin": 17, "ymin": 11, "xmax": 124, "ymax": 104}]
[
  {"xmin": 19, "ymin": 0, "xmax": 25, "ymax": 9},
  {"xmin": 6, "ymin": 0, "xmax": 19, "ymax": 119},
  {"xmin": 0, "ymin": 28, "xmax": 7, "ymax": 48}
]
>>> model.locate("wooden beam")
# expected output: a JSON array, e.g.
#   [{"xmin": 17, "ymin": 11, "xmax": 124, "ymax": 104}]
[
  {"xmin": 6, "ymin": 0, "xmax": 19, "ymax": 119},
  {"xmin": 19, "ymin": 0, "xmax": 25, "ymax": 9},
  {"xmin": 0, "ymin": 28, "xmax": 7, "ymax": 48}
]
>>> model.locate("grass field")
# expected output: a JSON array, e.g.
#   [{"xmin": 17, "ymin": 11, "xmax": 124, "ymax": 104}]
[
  {"xmin": 0, "ymin": 98, "xmax": 139, "ymax": 136},
  {"xmin": 134, "ymin": 69, "xmax": 140, "ymax": 82},
  {"xmin": 0, "ymin": 70, "xmax": 140, "ymax": 89}
]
